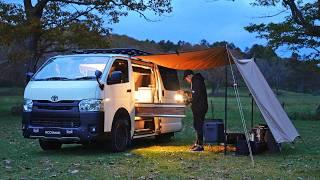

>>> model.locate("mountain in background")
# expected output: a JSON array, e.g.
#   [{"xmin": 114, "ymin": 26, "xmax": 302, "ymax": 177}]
[
  {"xmin": 0, "ymin": 33, "xmax": 319, "ymax": 94},
  {"xmin": 108, "ymin": 34, "xmax": 164, "ymax": 53}
]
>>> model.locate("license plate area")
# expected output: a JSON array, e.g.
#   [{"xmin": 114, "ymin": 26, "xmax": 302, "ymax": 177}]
[{"xmin": 44, "ymin": 129, "xmax": 61, "ymax": 137}]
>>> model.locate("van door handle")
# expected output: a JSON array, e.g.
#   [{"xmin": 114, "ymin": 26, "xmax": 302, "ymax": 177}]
[{"xmin": 127, "ymin": 89, "xmax": 131, "ymax": 93}]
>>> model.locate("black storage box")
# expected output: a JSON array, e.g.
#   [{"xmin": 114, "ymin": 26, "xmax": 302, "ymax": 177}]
[
  {"xmin": 235, "ymin": 140, "xmax": 267, "ymax": 156},
  {"xmin": 203, "ymin": 119, "xmax": 225, "ymax": 143},
  {"xmin": 235, "ymin": 139, "xmax": 250, "ymax": 156},
  {"xmin": 265, "ymin": 130, "xmax": 281, "ymax": 153},
  {"xmin": 227, "ymin": 132, "xmax": 245, "ymax": 145}
]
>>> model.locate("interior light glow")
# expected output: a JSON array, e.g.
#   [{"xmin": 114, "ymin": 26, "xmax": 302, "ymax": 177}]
[{"xmin": 174, "ymin": 93, "xmax": 184, "ymax": 103}]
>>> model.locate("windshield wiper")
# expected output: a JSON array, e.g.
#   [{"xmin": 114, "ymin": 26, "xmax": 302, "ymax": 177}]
[
  {"xmin": 35, "ymin": 77, "xmax": 70, "ymax": 81},
  {"xmin": 72, "ymin": 76, "xmax": 96, "ymax": 80}
]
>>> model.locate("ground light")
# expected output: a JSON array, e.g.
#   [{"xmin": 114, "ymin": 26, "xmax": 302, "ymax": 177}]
[{"xmin": 131, "ymin": 145, "xmax": 236, "ymax": 154}]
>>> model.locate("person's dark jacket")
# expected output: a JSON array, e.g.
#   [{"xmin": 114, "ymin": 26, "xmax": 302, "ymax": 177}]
[{"xmin": 191, "ymin": 73, "xmax": 208, "ymax": 114}]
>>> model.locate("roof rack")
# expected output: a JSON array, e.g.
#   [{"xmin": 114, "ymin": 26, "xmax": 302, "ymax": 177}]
[{"xmin": 72, "ymin": 48, "xmax": 152, "ymax": 56}]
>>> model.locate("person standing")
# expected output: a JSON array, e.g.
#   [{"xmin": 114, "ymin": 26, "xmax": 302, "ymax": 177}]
[{"xmin": 183, "ymin": 70, "xmax": 208, "ymax": 152}]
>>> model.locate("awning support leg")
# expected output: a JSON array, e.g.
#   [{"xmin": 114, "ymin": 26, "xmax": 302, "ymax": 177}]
[{"xmin": 224, "ymin": 63, "xmax": 228, "ymax": 155}]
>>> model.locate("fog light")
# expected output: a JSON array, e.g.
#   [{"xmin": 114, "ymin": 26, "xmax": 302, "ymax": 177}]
[
  {"xmin": 89, "ymin": 126, "xmax": 97, "ymax": 133},
  {"xmin": 22, "ymin": 124, "xmax": 25, "ymax": 130},
  {"xmin": 23, "ymin": 99, "xmax": 33, "ymax": 112}
]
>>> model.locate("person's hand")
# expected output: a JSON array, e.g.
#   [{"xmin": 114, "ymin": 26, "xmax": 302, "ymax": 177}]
[
  {"xmin": 176, "ymin": 90, "xmax": 192, "ymax": 105},
  {"xmin": 177, "ymin": 90, "xmax": 184, "ymax": 94}
]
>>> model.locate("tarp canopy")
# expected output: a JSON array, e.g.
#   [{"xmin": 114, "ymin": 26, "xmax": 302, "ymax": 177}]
[
  {"xmin": 135, "ymin": 47, "xmax": 230, "ymax": 70},
  {"xmin": 233, "ymin": 57, "xmax": 299, "ymax": 143},
  {"xmin": 135, "ymin": 47, "xmax": 299, "ymax": 143}
]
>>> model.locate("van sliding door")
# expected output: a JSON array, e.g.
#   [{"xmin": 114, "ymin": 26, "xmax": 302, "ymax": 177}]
[
  {"xmin": 133, "ymin": 65, "xmax": 185, "ymax": 134},
  {"xmin": 133, "ymin": 64, "xmax": 185, "ymax": 119}
]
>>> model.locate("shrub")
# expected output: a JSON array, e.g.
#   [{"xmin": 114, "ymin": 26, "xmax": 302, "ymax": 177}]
[
  {"xmin": 11, "ymin": 104, "xmax": 22, "ymax": 116},
  {"xmin": 289, "ymin": 112, "xmax": 320, "ymax": 121},
  {"xmin": 316, "ymin": 104, "xmax": 320, "ymax": 119}
]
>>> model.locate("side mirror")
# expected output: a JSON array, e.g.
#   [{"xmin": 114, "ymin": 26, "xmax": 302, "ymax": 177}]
[
  {"xmin": 94, "ymin": 70, "xmax": 104, "ymax": 90},
  {"xmin": 107, "ymin": 71, "xmax": 122, "ymax": 85},
  {"xmin": 26, "ymin": 72, "xmax": 34, "ymax": 83},
  {"xmin": 95, "ymin": 70, "xmax": 103, "ymax": 79}
]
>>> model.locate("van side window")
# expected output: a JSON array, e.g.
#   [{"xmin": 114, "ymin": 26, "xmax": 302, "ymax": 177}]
[
  {"xmin": 107, "ymin": 59, "xmax": 129, "ymax": 84},
  {"xmin": 158, "ymin": 66, "xmax": 180, "ymax": 91},
  {"xmin": 133, "ymin": 66, "xmax": 154, "ymax": 90}
]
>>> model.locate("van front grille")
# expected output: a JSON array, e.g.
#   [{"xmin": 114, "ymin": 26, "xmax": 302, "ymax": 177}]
[
  {"xmin": 33, "ymin": 100, "xmax": 79, "ymax": 111},
  {"xmin": 30, "ymin": 100, "xmax": 80, "ymax": 128},
  {"xmin": 30, "ymin": 113, "xmax": 80, "ymax": 128},
  {"xmin": 37, "ymin": 106, "xmax": 73, "ymax": 110}
]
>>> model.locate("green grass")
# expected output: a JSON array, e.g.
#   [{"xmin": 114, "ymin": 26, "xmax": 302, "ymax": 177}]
[{"xmin": 0, "ymin": 87, "xmax": 319, "ymax": 179}]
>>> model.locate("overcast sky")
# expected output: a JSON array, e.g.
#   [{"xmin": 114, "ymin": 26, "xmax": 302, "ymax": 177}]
[{"xmin": 111, "ymin": 0, "xmax": 291, "ymax": 56}]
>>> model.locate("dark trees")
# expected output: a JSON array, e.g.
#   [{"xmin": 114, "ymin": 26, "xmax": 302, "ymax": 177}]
[
  {"xmin": 0, "ymin": 0, "xmax": 172, "ymax": 71},
  {"xmin": 245, "ymin": 0, "xmax": 320, "ymax": 59}
]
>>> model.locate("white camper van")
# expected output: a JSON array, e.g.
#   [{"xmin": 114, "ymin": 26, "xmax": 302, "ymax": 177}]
[{"xmin": 22, "ymin": 49, "xmax": 185, "ymax": 152}]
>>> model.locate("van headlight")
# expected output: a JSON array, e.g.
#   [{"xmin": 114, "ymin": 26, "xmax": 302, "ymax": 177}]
[
  {"xmin": 79, "ymin": 99, "xmax": 103, "ymax": 112},
  {"xmin": 23, "ymin": 99, "xmax": 33, "ymax": 112}
]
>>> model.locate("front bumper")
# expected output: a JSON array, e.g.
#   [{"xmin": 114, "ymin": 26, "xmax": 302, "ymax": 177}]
[{"xmin": 22, "ymin": 111, "xmax": 104, "ymax": 143}]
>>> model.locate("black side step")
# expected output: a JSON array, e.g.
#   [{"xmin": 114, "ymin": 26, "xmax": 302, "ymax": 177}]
[{"xmin": 134, "ymin": 129, "xmax": 154, "ymax": 136}]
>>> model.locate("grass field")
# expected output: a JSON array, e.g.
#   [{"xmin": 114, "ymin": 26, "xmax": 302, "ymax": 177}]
[{"xmin": 0, "ymin": 87, "xmax": 319, "ymax": 179}]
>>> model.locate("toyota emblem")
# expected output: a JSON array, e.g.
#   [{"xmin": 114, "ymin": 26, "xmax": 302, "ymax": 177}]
[{"xmin": 51, "ymin": 95, "xmax": 59, "ymax": 102}]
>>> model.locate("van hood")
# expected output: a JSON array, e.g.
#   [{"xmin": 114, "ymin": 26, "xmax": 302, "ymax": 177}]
[{"xmin": 24, "ymin": 81, "xmax": 101, "ymax": 101}]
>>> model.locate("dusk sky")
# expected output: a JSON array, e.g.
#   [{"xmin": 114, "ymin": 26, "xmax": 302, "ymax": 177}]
[
  {"xmin": 110, "ymin": 0, "xmax": 290, "ymax": 56},
  {"xmin": 7, "ymin": 0, "xmax": 292, "ymax": 56}
]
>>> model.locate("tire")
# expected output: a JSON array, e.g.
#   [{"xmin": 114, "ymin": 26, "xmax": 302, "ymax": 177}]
[
  {"xmin": 39, "ymin": 139, "xmax": 62, "ymax": 151},
  {"xmin": 155, "ymin": 133, "xmax": 174, "ymax": 142},
  {"xmin": 81, "ymin": 142, "xmax": 91, "ymax": 148},
  {"xmin": 111, "ymin": 118, "xmax": 131, "ymax": 152}
]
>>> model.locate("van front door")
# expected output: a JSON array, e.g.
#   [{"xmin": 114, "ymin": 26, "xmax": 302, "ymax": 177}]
[{"xmin": 103, "ymin": 59, "xmax": 134, "ymax": 133}]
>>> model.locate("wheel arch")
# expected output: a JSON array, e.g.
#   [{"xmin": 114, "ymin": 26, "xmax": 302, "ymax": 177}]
[{"xmin": 112, "ymin": 107, "xmax": 131, "ymax": 132}]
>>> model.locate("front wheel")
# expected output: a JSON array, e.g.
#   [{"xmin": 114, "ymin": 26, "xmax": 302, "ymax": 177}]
[
  {"xmin": 110, "ymin": 119, "xmax": 131, "ymax": 152},
  {"xmin": 39, "ymin": 139, "xmax": 62, "ymax": 151}
]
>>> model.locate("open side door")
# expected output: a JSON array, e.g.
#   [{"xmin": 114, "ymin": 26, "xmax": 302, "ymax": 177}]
[
  {"xmin": 153, "ymin": 66, "xmax": 185, "ymax": 133},
  {"xmin": 131, "ymin": 61, "xmax": 185, "ymax": 135}
]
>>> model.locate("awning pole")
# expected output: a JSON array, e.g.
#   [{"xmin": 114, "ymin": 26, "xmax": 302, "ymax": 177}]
[
  {"xmin": 251, "ymin": 95, "xmax": 254, "ymax": 129},
  {"xmin": 227, "ymin": 48, "xmax": 255, "ymax": 167},
  {"xmin": 251, "ymin": 58, "xmax": 256, "ymax": 129},
  {"xmin": 224, "ymin": 59, "xmax": 228, "ymax": 155}
]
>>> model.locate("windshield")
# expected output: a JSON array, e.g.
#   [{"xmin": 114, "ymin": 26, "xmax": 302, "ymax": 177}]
[{"xmin": 33, "ymin": 56, "xmax": 110, "ymax": 81}]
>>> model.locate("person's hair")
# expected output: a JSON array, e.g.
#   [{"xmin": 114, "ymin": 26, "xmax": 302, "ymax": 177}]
[{"xmin": 183, "ymin": 70, "xmax": 194, "ymax": 79}]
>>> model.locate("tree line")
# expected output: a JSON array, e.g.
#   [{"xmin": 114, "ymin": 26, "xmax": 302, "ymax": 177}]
[
  {"xmin": 0, "ymin": 0, "xmax": 319, "ymax": 94},
  {"xmin": 126, "ymin": 38, "xmax": 320, "ymax": 94}
]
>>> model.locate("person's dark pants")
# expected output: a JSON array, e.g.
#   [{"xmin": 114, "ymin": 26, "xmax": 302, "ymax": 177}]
[{"xmin": 192, "ymin": 111, "xmax": 206, "ymax": 146}]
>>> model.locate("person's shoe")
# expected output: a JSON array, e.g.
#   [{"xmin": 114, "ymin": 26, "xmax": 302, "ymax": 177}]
[
  {"xmin": 190, "ymin": 144, "xmax": 198, "ymax": 150},
  {"xmin": 191, "ymin": 145, "xmax": 204, "ymax": 152}
]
